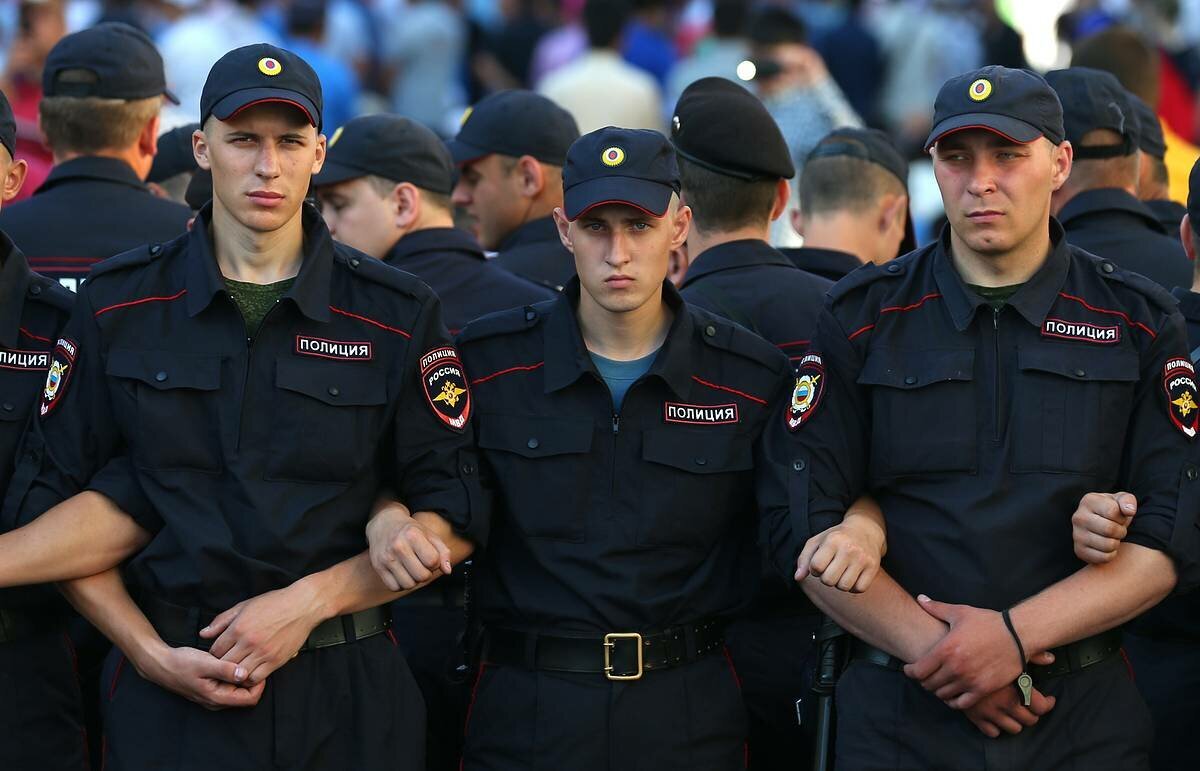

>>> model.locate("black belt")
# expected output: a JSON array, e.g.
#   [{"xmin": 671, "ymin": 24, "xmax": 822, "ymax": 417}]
[
  {"xmin": 481, "ymin": 619, "xmax": 725, "ymax": 681},
  {"xmin": 851, "ymin": 629, "xmax": 1123, "ymax": 680},
  {"xmin": 0, "ymin": 606, "xmax": 63, "ymax": 645},
  {"xmin": 140, "ymin": 595, "xmax": 390, "ymax": 653}
]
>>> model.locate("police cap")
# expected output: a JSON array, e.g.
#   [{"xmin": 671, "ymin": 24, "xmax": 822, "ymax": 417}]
[
  {"xmin": 43, "ymin": 22, "xmax": 178, "ymax": 104},
  {"xmin": 1127, "ymin": 94, "xmax": 1166, "ymax": 160},
  {"xmin": 563, "ymin": 127, "xmax": 680, "ymax": 220},
  {"xmin": 0, "ymin": 88, "xmax": 15, "ymax": 160},
  {"xmin": 1045, "ymin": 67, "xmax": 1135, "ymax": 158},
  {"xmin": 200, "ymin": 44, "xmax": 323, "ymax": 131},
  {"xmin": 925, "ymin": 65, "xmax": 1064, "ymax": 151},
  {"xmin": 671, "ymin": 77, "xmax": 794, "ymax": 180},
  {"xmin": 148, "ymin": 123, "xmax": 200, "ymax": 183},
  {"xmin": 447, "ymin": 90, "xmax": 580, "ymax": 167},
  {"xmin": 313, "ymin": 115, "xmax": 454, "ymax": 194},
  {"xmin": 807, "ymin": 127, "xmax": 907, "ymax": 188}
]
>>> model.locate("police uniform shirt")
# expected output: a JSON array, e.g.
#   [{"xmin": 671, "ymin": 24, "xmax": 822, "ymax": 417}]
[
  {"xmin": 1146, "ymin": 198, "xmax": 1188, "ymax": 239},
  {"xmin": 458, "ymin": 278, "xmax": 794, "ymax": 633},
  {"xmin": 679, "ymin": 239, "xmax": 833, "ymax": 365},
  {"xmin": 0, "ymin": 157, "xmax": 191, "ymax": 291},
  {"xmin": 780, "ymin": 246, "xmax": 863, "ymax": 283},
  {"xmin": 10, "ymin": 202, "xmax": 486, "ymax": 611},
  {"xmin": 490, "ymin": 215, "xmax": 576, "ymax": 291},
  {"xmin": 383, "ymin": 226, "xmax": 556, "ymax": 334},
  {"xmin": 768, "ymin": 220, "xmax": 1200, "ymax": 608},
  {"xmin": 1058, "ymin": 187, "xmax": 1192, "ymax": 292}
]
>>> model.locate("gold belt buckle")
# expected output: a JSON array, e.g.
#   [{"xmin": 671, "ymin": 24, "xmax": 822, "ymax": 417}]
[{"xmin": 603, "ymin": 632, "xmax": 644, "ymax": 681}]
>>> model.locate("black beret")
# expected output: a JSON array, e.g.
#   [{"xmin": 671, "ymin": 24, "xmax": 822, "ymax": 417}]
[{"xmin": 671, "ymin": 77, "xmax": 794, "ymax": 180}]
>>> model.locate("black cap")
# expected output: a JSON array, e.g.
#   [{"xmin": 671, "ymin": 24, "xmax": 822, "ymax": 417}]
[
  {"xmin": 200, "ymin": 44, "xmax": 322, "ymax": 131},
  {"xmin": 671, "ymin": 77, "xmax": 794, "ymax": 180},
  {"xmin": 563, "ymin": 127, "xmax": 680, "ymax": 220},
  {"xmin": 1128, "ymin": 93, "xmax": 1166, "ymax": 160},
  {"xmin": 0, "ymin": 88, "xmax": 15, "ymax": 160},
  {"xmin": 448, "ymin": 90, "xmax": 580, "ymax": 167},
  {"xmin": 806, "ymin": 127, "xmax": 907, "ymax": 188},
  {"xmin": 1045, "ymin": 67, "xmax": 1135, "ymax": 158},
  {"xmin": 313, "ymin": 114, "xmax": 454, "ymax": 194},
  {"xmin": 148, "ymin": 123, "xmax": 200, "ymax": 183},
  {"xmin": 1187, "ymin": 156, "xmax": 1200, "ymax": 225},
  {"xmin": 925, "ymin": 65, "xmax": 1064, "ymax": 151},
  {"xmin": 43, "ymin": 22, "xmax": 178, "ymax": 104}
]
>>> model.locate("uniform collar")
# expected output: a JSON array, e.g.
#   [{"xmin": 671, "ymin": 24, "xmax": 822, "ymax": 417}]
[
  {"xmin": 679, "ymin": 238, "xmax": 795, "ymax": 289},
  {"xmin": 36, "ymin": 156, "xmax": 148, "ymax": 195},
  {"xmin": 1172, "ymin": 286, "xmax": 1200, "ymax": 323},
  {"xmin": 1057, "ymin": 187, "xmax": 1167, "ymax": 234},
  {"xmin": 386, "ymin": 227, "xmax": 485, "ymax": 266},
  {"xmin": 499, "ymin": 215, "xmax": 561, "ymax": 252},
  {"xmin": 934, "ymin": 218, "xmax": 1072, "ymax": 333},
  {"xmin": 542, "ymin": 277, "xmax": 694, "ymax": 399},
  {"xmin": 185, "ymin": 201, "xmax": 334, "ymax": 323},
  {"xmin": 783, "ymin": 246, "xmax": 862, "ymax": 279},
  {"xmin": 0, "ymin": 231, "xmax": 33, "ymax": 348}
]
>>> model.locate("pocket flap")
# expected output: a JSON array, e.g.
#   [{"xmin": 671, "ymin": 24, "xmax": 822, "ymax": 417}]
[
  {"xmin": 857, "ymin": 348, "xmax": 975, "ymax": 389},
  {"xmin": 1017, "ymin": 346, "xmax": 1139, "ymax": 382},
  {"xmin": 642, "ymin": 428, "xmax": 753, "ymax": 473},
  {"xmin": 106, "ymin": 349, "xmax": 222, "ymax": 391},
  {"xmin": 477, "ymin": 414, "xmax": 593, "ymax": 458},
  {"xmin": 275, "ymin": 357, "xmax": 387, "ymax": 407}
]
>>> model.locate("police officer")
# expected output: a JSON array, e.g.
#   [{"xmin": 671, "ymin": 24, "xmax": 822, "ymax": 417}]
[
  {"xmin": 1046, "ymin": 67, "xmax": 1192, "ymax": 291},
  {"xmin": 147, "ymin": 122, "xmax": 202, "ymax": 205},
  {"xmin": 448, "ymin": 90, "xmax": 581, "ymax": 290},
  {"xmin": 370, "ymin": 126, "xmax": 789, "ymax": 770},
  {"xmin": 4, "ymin": 43, "xmax": 486, "ymax": 770},
  {"xmin": 784, "ymin": 127, "xmax": 913, "ymax": 281},
  {"xmin": 314, "ymin": 114, "xmax": 555, "ymax": 334},
  {"xmin": 1128, "ymin": 94, "xmax": 1187, "ymax": 233},
  {"xmin": 0, "ymin": 22, "xmax": 190, "ymax": 292},
  {"xmin": 0, "ymin": 86, "xmax": 84, "ymax": 771},
  {"xmin": 774, "ymin": 65, "xmax": 1200, "ymax": 769}
]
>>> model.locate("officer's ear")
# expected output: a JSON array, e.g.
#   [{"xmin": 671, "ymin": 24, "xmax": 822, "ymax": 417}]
[
  {"xmin": 193, "ymin": 127, "xmax": 212, "ymax": 171},
  {"xmin": 515, "ymin": 155, "xmax": 546, "ymax": 198},
  {"xmin": 310, "ymin": 132, "xmax": 327, "ymax": 176},
  {"xmin": 552, "ymin": 207, "xmax": 574, "ymax": 254},
  {"xmin": 669, "ymin": 200, "xmax": 692, "ymax": 251},
  {"xmin": 1050, "ymin": 139, "xmax": 1073, "ymax": 192},
  {"xmin": 393, "ymin": 182, "xmax": 421, "ymax": 229},
  {"xmin": 768, "ymin": 178, "xmax": 791, "ymax": 222},
  {"xmin": 0, "ymin": 155, "xmax": 27, "ymax": 204},
  {"xmin": 138, "ymin": 112, "xmax": 161, "ymax": 162},
  {"xmin": 1181, "ymin": 215, "xmax": 1198, "ymax": 262}
]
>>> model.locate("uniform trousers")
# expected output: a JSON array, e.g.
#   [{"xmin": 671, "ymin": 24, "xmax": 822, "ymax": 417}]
[
  {"xmin": 0, "ymin": 629, "xmax": 88, "ymax": 771},
  {"xmin": 1123, "ymin": 631, "xmax": 1200, "ymax": 771}
]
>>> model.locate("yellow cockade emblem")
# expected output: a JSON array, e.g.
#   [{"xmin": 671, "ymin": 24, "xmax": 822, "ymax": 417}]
[
  {"xmin": 433, "ymin": 380, "xmax": 467, "ymax": 408},
  {"xmin": 1173, "ymin": 390, "xmax": 1198, "ymax": 417}
]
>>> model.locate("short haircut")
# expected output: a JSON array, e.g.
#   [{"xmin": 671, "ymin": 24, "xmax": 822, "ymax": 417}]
[
  {"xmin": 748, "ymin": 6, "xmax": 806, "ymax": 46},
  {"xmin": 799, "ymin": 156, "xmax": 905, "ymax": 217},
  {"xmin": 1070, "ymin": 128, "xmax": 1139, "ymax": 189},
  {"xmin": 1150, "ymin": 156, "xmax": 1169, "ymax": 187},
  {"xmin": 678, "ymin": 156, "xmax": 777, "ymax": 232},
  {"xmin": 584, "ymin": 0, "xmax": 631, "ymax": 49},
  {"xmin": 366, "ymin": 174, "xmax": 452, "ymax": 212},
  {"xmin": 39, "ymin": 93, "xmax": 161, "ymax": 156},
  {"xmin": 1071, "ymin": 26, "xmax": 1159, "ymax": 106}
]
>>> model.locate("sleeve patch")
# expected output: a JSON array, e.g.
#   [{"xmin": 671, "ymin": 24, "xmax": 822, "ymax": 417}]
[
  {"xmin": 787, "ymin": 353, "xmax": 824, "ymax": 431},
  {"xmin": 421, "ymin": 347, "xmax": 471, "ymax": 431},
  {"xmin": 1164, "ymin": 358, "xmax": 1199, "ymax": 439},
  {"xmin": 39, "ymin": 337, "xmax": 78, "ymax": 418}
]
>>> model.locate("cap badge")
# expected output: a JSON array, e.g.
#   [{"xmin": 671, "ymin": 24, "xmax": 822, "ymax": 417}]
[
  {"xmin": 601, "ymin": 147, "xmax": 626, "ymax": 167},
  {"xmin": 672, "ymin": 115, "xmax": 681, "ymax": 132},
  {"xmin": 258, "ymin": 57, "xmax": 283, "ymax": 77},
  {"xmin": 329, "ymin": 126, "xmax": 344, "ymax": 147},
  {"xmin": 969, "ymin": 78, "xmax": 993, "ymax": 102}
]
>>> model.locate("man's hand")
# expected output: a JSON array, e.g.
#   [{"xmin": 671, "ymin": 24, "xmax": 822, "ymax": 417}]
[
  {"xmin": 138, "ymin": 643, "xmax": 265, "ymax": 711},
  {"xmin": 795, "ymin": 513, "xmax": 885, "ymax": 593},
  {"xmin": 1072, "ymin": 492, "xmax": 1136, "ymax": 564},
  {"xmin": 200, "ymin": 582, "xmax": 326, "ymax": 686},
  {"xmin": 963, "ymin": 683, "xmax": 1056, "ymax": 738},
  {"xmin": 366, "ymin": 501, "xmax": 452, "ymax": 591},
  {"xmin": 903, "ymin": 595, "xmax": 1054, "ymax": 709}
]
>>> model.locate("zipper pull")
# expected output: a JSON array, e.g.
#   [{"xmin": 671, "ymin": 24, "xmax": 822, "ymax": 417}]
[{"xmin": 612, "ymin": 414, "xmax": 620, "ymax": 434}]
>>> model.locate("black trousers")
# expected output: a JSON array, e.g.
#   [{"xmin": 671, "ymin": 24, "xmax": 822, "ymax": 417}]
[
  {"xmin": 1123, "ymin": 631, "xmax": 1200, "ymax": 771},
  {"xmin": 462, "ymin": 652, "xmax": 748, "ymax": 771},
  {"xmin": 0, "ymin": 629, "xmax": 88, "ymax": 771},
  {"xmin": 834, "ymin": 653, "xmax": 1153, "ymax": 771},
  {"xmin": 101, "ymin": 632, "xmax": 426, "ymax": 771},
  {"xmin": 724, "ymin": 613, "xmax": 819, "ymax": 771}
]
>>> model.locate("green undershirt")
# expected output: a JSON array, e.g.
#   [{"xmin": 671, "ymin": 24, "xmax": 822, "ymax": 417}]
[
  {"xmin": 225, "ymin": 277, "xmax": 296, "ymax": 337},
  {"xmin": 968, "ymin": 283, "xmax": 1024, "ymax": 310}
]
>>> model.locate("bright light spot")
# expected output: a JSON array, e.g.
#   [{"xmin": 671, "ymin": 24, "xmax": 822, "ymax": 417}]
[{"xmin": 736, "ymin": 60, "xmax": 757, "ymax": 82}]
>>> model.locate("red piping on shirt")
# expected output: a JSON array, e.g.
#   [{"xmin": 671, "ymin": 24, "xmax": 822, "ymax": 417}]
[
  {"xmin": 777, "ymin": 339, "xmax": 810, "ymax": 348},
  {"xmin": 19, "ymin": 327, "xmax": 51, "ymax": 343},
  {"xmin": 94, "ymin": 289, "xmax": 187, "ymax": 317},
  {"xmin": 846, "ymin": 292, "xmax": 943, "ymax": 341},
  {"xmin": 692, "ymin": 375, "xmax": 767, "ymax": 405},
  {"xmin": 459, "ymin": 663, "xmax": 488, "ymax": 771},
  {"xmin": 1057, "ymin": 292, "xmax": 1157, "ymax": 339},
  {"xmin": 328, "ymin": 306, "xmax": 412, "ymax": 338},
  {"xmin": 471, "ymin": 361, "xmax": 545, "ymax": 385}
]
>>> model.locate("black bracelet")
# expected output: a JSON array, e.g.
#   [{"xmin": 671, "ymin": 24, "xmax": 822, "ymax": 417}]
[{"xmin": 1001, "ymin": 608, "xmax": 1027, "ymax": 665}]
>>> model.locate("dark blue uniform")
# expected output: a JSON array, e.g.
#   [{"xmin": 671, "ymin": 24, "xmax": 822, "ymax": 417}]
[
  {"xmin": 491, "ymin": 216, "xmax": 576, "ymax": 291},
  {"xmin": 8, "ymin": 202, "xmax": 487, "ymax": 771},
  {"xmin": 383, "ymin": 227, "xmax": 556, "ymax": 334},
  {"xmin": 1058, "ymin": 188, "xmax": 1192, "ymax": 292},
  {"xmin": 773, "ymin": 222, "xmax": 1200, "ymax": 770},
  {"xmin": 0, "ymin": 157, "xmax": 190, "ymax": 291},
  {"xmin": 1146, "ymin": 198, "xmax": 1188, "ymax": 237},
  {"xmin": 779, "ymin": 246, "xmax": 862, "ymax": 283},
  {"xmin": 0, "ymin": 231, "xmax": 86, "ymax": 771}
]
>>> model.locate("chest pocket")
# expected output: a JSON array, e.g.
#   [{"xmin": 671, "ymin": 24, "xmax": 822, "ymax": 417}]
[
  {"xmin": 1010, "ymin": 346, "xmax": 1138, "ymax": 476},
  {"xmin": 477, "ymin": 414, "xmax": 593, "ymax": 542},
  {"xmin": 106, "ymin": 349, "xmax": 223, "ymax": 473},
  {"xmin": 637, "ymin": 428, "xmax": 754, "ymax": 549},
  {"xmin": 266, "ymin": 357, "xmax": 388, "ymax": 484},
  {"xmin": 858, "ymin": 348, "xmax": 977, "ymax": 477}
]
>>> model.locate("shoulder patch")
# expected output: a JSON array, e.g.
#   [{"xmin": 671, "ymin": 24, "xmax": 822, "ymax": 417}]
[
  {"xmin": 786, "ymin": 353, "xmax": 825, "ymax": 431},
  {"xmin": 1164, "ymin": 357, "xmax": 1199, "ymax": 439},
  {"xmin": 457, "ymin": 303, "xmax": 548, "ymax": 345},
  {"xmin": 39, "ymin": 337, "xmax": 78, "ymax": 417},
  {"xmin": 420, "ymin": 346, "xmax": 471, "ymax": 431}
]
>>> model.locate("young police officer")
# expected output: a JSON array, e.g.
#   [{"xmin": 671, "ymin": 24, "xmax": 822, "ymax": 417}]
[
  {"xmin": 3, "ymin": 44, "xmax": 486, "ymax": 770},
  {"xmin": 776, "ymin": 65, "xmax": 1200, "ymax": 769}
]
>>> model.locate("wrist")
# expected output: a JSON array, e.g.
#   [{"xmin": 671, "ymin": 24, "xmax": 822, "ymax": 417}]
[
  {"xmin": 1007, "ymin": 603, "xmax": 1043, "ymax": 657},
  {"xmin": 127, "ymin": 634, "xmax": 171, "ymax": 681},
  {"xmin": 291, "ymin": 572, "xmax": 337, "ymax": 624}
]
